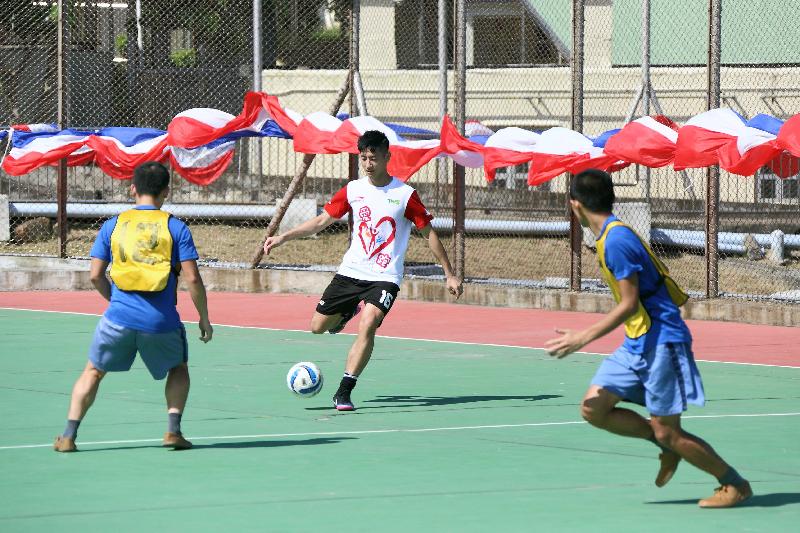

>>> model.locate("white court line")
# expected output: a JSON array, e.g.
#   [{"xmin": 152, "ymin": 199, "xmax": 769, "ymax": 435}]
[
  {"xmin": 2, "ymin": 412, "xmax": 799, "ymax": 451},
  {"xmin": 2, "ymin": 306, "xmax": 799, "ymax": 369}
]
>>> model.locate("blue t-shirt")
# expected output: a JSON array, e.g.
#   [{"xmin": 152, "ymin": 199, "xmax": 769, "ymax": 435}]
[
  {"xmin": 601, "ymin": 215, "xmax": 692, "ymax": 353},
  {"xmin": 90, "ymin": 206, "xmax": 199, "ymax": 333}
]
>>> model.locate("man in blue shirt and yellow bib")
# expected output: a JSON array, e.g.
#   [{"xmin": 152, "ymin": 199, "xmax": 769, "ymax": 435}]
[
  {"xmin": 545, "ymin": 169, "xmax": 751, "ymax": 508},
  {"xmin": 54, "ymin": 162, "xmax": 212, "ymax": 452}
]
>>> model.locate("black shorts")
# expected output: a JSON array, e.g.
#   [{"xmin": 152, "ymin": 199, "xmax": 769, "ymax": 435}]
[{"xmin": 316, "ymin": 275, "xmax": 400, "ymax": 318}]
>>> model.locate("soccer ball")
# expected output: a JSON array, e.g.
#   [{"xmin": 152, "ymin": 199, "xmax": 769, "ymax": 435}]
[{"xmin": 286, "ymin": 362, "xmax": 324, "ymax": 397}]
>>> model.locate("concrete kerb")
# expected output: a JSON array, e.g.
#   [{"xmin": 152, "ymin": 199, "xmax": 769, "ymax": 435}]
[{"xmin": 0, "ymin": 255, "xmax": 797, "ymax": 327}]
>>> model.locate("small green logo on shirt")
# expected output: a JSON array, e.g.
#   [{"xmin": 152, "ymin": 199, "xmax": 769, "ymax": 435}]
[{"xmin": 387, "ymin": 199, "xmax": 401, "ymax": 205}]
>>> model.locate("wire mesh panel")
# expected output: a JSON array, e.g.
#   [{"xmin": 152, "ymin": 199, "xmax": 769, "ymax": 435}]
[
  {"xmin": 581, "ymin": 0, "xmax": 709, "ymax": 296},
  {"xmin": 715, "ymin": 1, "xmax": 800, "ymax": 301},
  {"xmin": 457, "ymin": 0, "xmax": 573, "ymax": 286},
  {"xmin": 0, "ymin": 1, "xmax": 351, "ymax": 266},
  {"xmin": 354, "ymin": 0, "xmax": 455, "ymax": 274},
  {"xmin": 253, "ymin": 0, "xmax": 352, "ymax": 271},
  {"xmin": 1, "ymin": 2, "xmax": 59, "ymax": 253},
  {"xmin": 1, "ymin": 0, "xmax": 799, "ymax": 306}
]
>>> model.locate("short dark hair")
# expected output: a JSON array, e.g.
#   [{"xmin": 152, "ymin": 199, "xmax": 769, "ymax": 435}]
[
  {"xmin": 357, "ymin": 130, "xmax": 390, "ymax": 154},
  {"xmin": 570, "ymin": 169, "xmax": 615, "ymax": 213},
  {"xmin": 133, "ymin": 161, "xmax": 170, "ymax": 197}
]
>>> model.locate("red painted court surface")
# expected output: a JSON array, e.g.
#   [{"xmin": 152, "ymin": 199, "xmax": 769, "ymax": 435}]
[{"xmin": 0, "ymin": 291, "xmax": 796, "ymax": 367}]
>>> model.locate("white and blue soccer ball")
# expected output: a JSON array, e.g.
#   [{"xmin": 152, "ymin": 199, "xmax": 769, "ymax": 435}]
[{"xmin": 286, "ymin": 362, "xmax": 324, "ymax": 397}]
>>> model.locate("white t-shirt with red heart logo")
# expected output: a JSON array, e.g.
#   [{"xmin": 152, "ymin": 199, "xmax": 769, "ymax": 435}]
[{"xmin": 324, "ymin": 176, "xmax": 433, "ymax": 286}]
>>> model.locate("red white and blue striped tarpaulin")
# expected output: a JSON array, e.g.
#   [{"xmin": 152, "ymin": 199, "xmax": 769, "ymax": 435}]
[{"xmin": 3, "ymin": 91, "xmax": 799, "ymax": 186}]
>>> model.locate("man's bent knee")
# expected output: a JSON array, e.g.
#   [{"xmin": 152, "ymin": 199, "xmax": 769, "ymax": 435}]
[
  {"xmin": 580, "ymin": 386, "xmax": 620, "ymax": 428},
  {"xmin": 359, "ymin": 308, "xmax": 383, "ymax": 333},
  {"xmin": 85, "ymin": 362, "xmax": 106, "ymax": 381},
  {"xmin": 651, "ymin": 415, "xmax": 682, "ymax": 448},
  {"xmin": 168, "ymin": 362, "xmax": 189, "ymax": 374},
  {"xmin": 581, "ymin": 401, "xmax": 607, "ymax": 427},
  {"xmin": 310, "ymin": 315, "xmax": 333, "ymax": 334}
]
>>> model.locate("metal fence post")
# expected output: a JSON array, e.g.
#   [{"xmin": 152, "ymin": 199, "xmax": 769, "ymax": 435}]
[
  {"xmin": 253, "ymin": 0, "xmax": 263, "ymax": 181},
  {"xmin": 453, "ymin": 0, "xmax": 466, "ymax": 282},
  {"xmin": 436, "ymin": 0, "xmax": 448, "ymax": 213},
  {"xmin": 56, "ymin": 0, "xmax": 68, "ymax": 258},
  {"xmin": 569, "ymin": 0, "xmax": 585, "ymax": 292},
  {"xmin": 640, "ymin": 0, "xmax": 651, "ymax": 201},
  {"xmin": 706, "ymin": 0, "xmax": 722, "ymax": 298},
  {"xmin": 347, "ymin": 0, "xmax": 361, "ymax": 243}
]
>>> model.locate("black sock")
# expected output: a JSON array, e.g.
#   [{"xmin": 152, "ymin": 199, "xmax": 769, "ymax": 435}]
[
  {"xmin": 648, "ymin": 434, "xmax": 672, "ymax": 453},
  {"xmin": 63, "ymin": 419, "xmax": 81, "ymax": 440},
  {"xmin": 168, "ymin": 412, "xmax": 182, "ymax": 435},
  {"xmin": 718, "ymin": 467, "xmax": 745, "ymax": 486},
  {"xmin": 336, "ymin": 375, "xmax": 357, "ymax": 396}
]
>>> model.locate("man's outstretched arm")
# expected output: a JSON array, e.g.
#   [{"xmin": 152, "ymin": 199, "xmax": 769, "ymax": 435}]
[
  {"xmin": 544, "ymin": 274, "xmax": 640, "ymax": 358},
  {"xmin": 419, "ymin": 225, "xmax": 463, "ymax": 298},
  {"xmin": 263, "ymin": 212, "xmax": 338, "ymax": 255}
]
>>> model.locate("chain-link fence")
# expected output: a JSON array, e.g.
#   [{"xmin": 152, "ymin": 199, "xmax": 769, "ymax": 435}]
[
  {"xmin": 714, "ymin": 0, "xmax": 800, "ymax": 300},
  {"xmin": 2, "ymin": 0, "xmax": 799, "ymax": 304}
]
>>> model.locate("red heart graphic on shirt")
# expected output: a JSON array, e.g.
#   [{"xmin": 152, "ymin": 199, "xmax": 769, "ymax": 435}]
[{"xmin": 358, "ymin": 216, "xmax": 396, "ymax": 259}]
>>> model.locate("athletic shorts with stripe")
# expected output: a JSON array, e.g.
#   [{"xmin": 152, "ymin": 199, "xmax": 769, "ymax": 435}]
[
  {"xmin": 316, "ymin": 274, "xmax": 400, "ymax": 321},
  {"xmin": 590, "ymin": 342, "xmax": 705, "ymax": 416}
]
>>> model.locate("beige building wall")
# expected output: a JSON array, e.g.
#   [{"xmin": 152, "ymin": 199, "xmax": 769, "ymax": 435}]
[{"xmin": 258, "ymin": 3, "xmax": 796, "ymax": 203}]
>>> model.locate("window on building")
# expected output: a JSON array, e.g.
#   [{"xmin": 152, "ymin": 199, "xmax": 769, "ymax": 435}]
[
  {"xmin": 395, "ymin": 0, "xmax": 566, "ymax": 69},
  {"xmin": 759, "ymin": 178, "xmax": 776, "ymax": 200},
  {"xmin": 782, "ymin": 178, "xmax": 799, "ymax": 199},
  {"xmin": 757, "ymin": 166, "xmax": 799, "ymax": 203},
  {"xmin": 493, "ymin": 162, "xmax": 554, "ymax": 191},
  {"xmin": 471, "ymin": 13, "xmax": 562, "ymax": 67}
]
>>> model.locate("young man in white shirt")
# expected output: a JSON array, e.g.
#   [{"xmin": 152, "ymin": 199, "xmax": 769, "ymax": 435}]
[{"xmin": 264, "ymin": 130, "xmax": 463, "ymax": 410}]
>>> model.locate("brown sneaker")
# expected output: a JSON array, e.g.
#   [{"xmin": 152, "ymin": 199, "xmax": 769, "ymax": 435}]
[
  {"xmin": 53, "ymin": 435, "xmax": 77, "ymax": 453},
  {"xmin": 162, "ymin": 432, "xmax": 192, "ymax": 450},
  {"xmin": 698, "ymin": 481, "xmax": 753, "ymax": 508},
  {"xmin": 655, "ymin": 451, "xmax": 681, "ymax": 487}
]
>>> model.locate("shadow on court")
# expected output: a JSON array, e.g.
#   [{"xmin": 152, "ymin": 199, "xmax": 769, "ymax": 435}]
[
  {"xmin": 75, "ymin": 437, "xmax": 354, "ymax": 452},
  {"xmin": 647, "ymin": 492, "xmax": 800, "ymax": 507},
  {"xmin": 305, "ymin": 394, "xmax": 561, "ymax": 411}
]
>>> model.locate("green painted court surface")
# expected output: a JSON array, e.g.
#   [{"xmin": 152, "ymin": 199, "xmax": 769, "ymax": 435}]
[{"xmin": 1, "ymin": 309, "xmax": 798, "ymax": 532}]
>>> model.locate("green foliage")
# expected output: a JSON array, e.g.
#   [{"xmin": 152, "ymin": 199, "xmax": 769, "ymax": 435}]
[
  {"xmin": 114, "ymin": 34, "xmax": 127, "ymax": 56},
  {"xmin": 312, "ymin": 27, "xmax": 342, "ymax": 41},
  {"xmin": 170, "ymin": 48, "xmax": 197, "ymax": 68}
]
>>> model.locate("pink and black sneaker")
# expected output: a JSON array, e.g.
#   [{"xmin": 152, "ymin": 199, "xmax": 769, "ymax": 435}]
[{"xmin": 333, "ymin": 390, "xmax": 356, "ymax": 411}]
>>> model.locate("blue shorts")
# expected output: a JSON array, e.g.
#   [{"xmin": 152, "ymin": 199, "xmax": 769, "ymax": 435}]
[
  {"xmin": 88, "ymin": 316, "xmax": 188, "ymax": 380},
  {"xmin": 591, "ymin": 342, "xmax": 705, "ymax": 416}
]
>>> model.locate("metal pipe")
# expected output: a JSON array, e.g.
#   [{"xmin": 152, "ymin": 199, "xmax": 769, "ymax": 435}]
[
  {"xmin": 353, "ymin": 72, "xmax": 368, "ymax": 116},
  {"xmin": 10, "ymin": 202, "xmax": 278, "ymax": 219},
  {"xmin": 436, "ymin": 0, "xmax": 448, "ymax": 212},
  {"xmin": 252, "ymin": 0, "xmax": 262, "ymax": 92},
  {"xmin": 350, "ymin": 0, "xmax": 367, "ymax": 116},
  {"xmin": 569, "ymin": 0, "xmax": 585, "ymax": 292},
  {"xmin": 640, "ymin": 0, "xmax": 651, "ymax": 201},
  {"xmin": 10, "ymin": 203, "xmax": 800, "ymax": 251},
  {"xmin": 347, "ymin": 0, "xmax": 361, "ymax": 243},
  {"xmin": 253, "ymin": 0, "xmax": 263, "ymax": 181},
  {"xmin": 56, "ymin": 0, "xmax": 68, "ymax": 259},
  {"xmin": 706, "ymin": 0, "xmax": 722, "ymax": 297},
  {"xmin": 453, "ymin": 0, "xmax": 467, "ymax": 281},
  {"xmin": 430, "ymin": 218, "xmax": 570, "ymax": 236}
]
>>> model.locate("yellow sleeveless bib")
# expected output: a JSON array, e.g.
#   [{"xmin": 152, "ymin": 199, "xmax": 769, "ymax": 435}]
[
  {"xmin": 596, "ymin": 220, "xmax": 688, "ymax": 339},
  {"xmin": 109, "ymin": 209, "xmax": 173, "ymax": 292}
]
